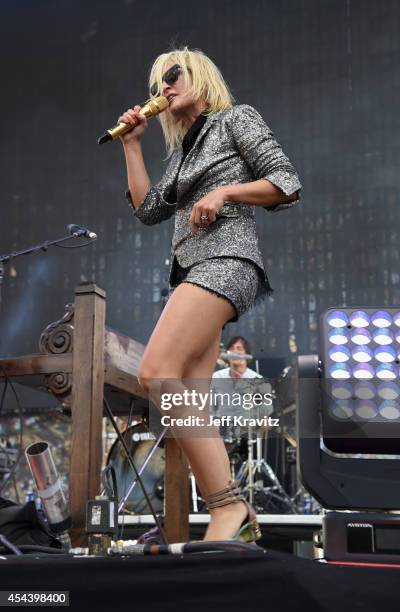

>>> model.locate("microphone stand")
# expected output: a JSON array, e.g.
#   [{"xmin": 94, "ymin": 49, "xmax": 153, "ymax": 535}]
[{"xmin": 0, "ymin": 230, "xmax": 96, "ymax": 314}]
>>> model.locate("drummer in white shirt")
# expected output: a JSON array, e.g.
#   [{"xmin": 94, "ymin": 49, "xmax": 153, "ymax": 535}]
[
  {"xmin": 212, "ymin": 336, "xmax": 273, "ymax": 413},
  {"xmin": 212, "ymin": 336, "xmax": 262, "ymax": 382},
  {"xmin": 211, "ymin": 336, "xmax": 273, "ymax": 449}
]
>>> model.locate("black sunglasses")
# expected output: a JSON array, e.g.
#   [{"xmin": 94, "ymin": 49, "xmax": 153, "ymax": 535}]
[{"xmin": 150, "ymin": 63, "xmax": 183, "ymax": 97}]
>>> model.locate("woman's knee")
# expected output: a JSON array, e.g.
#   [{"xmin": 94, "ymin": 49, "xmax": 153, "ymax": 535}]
[
  {"xmin": 137, "ymin": 360, "xmax": 183, "ymax": 393},
  {"xmin": 137, "ymin": 361, "xmax": 158, "ymax": 394}
]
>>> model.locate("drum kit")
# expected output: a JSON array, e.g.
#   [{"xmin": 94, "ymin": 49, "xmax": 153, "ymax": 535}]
[{"xmin": 106, "ymin": 344, "xmax": 299, "ymax": 516}]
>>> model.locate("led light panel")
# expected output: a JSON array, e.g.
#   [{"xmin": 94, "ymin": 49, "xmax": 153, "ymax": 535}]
[{"xmin": 322, "ymin": 308, "xmax": 400, "ymax": 423}]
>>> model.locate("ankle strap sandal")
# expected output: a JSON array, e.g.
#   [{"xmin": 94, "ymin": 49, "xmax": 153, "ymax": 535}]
[
  {"xmin": 204, "ymin": 479, "xmax": 245, "ymax": 509},
  {"xmin": 204, "ymin": 480, "xmax": 262, "ymax": 543}
]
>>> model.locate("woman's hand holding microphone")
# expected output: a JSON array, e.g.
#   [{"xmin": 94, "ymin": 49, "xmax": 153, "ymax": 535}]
[
  {"xmin": 119, "ymin": 105, "xmax": 151, "ymax": 208},
  {"xmin": 118, "ymin": 106, "xmax": 149, "ymax": 144}
]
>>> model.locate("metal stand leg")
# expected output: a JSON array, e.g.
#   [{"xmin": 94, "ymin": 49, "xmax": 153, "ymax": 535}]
[
  {"xmin": 190, "ymin": 471, "xmax": 198, "ymax": 513},
  {"xmin": 237, "ymin": 425, "xmax": 297, "ymax": 513},
  {"xmin": 118, "ymin": 426, "xmax": 168, "ymax": 513}
]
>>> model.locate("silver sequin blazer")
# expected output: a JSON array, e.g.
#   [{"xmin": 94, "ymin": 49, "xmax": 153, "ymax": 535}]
[{"xmin": 131, "ymin": 104, "xmax": 302, "ymax": 281}]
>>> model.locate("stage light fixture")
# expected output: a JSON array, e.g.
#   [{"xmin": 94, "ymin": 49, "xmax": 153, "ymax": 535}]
[
  {"xmin": 319, "ymin": 308, "xmax": 400, "ymax": 452},
  {"xmin": 297, "ymin": 307, "xmax": 400, "ymax": 563}
]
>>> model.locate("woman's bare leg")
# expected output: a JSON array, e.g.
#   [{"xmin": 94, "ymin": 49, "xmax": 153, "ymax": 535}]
[
  {"xmin": 181, "ymin": 327, "xmax": 249, "ymax": 540},
  {"xmin": 137, "ymin": 282, "xmax": 248, "ymax": 540}
]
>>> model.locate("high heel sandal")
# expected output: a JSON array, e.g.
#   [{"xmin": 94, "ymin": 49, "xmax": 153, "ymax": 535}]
[{"xmin": 204, "ymin": 479, "xmax": 262, "ymax": 543}]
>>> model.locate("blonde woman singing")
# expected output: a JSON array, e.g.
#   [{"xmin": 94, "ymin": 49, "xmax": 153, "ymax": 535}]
[{"xmin": 120, "ymin": 47, "xmax": 302, "ymax": 541}]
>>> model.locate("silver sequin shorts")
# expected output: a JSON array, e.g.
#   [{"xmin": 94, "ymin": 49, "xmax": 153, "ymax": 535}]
[{"xmin": 169, "ymin": 256, "xmax": 266, "ymax": 323}]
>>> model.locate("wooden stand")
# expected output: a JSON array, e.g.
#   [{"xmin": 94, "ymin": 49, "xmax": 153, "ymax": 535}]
[{"xmin": 0, "ymin": 283, "xmax": 189, "ymax": 545}]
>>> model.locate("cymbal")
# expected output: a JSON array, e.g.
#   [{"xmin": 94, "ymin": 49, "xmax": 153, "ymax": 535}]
[{"xmin": 218, "ymin": 350, "xmax": 253, "ymax": 363}]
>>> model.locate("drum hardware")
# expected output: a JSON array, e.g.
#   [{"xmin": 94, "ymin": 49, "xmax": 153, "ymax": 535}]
[
  {"xmin": 216, "ymin": 342, "xmax": 253, "ymax": 367},
  {"xmin": 282, "ymin": 404, "xmax": 296, "ymax": 415},
  {"xmin": 107, "ymin": 421, "xmax": 209, "ymax": 515},
  {"xmin": 286, "ymin": 445, "xmax": 296, "ymax": 463},
  {"xmin": 283, "ymin": 431, "xmax": 297, "ymax": 448},
  {"xmin": 117, "ymin": 425, "xmax": 168, "ymax": 513},
  {"xmin": 235, "ymin": 423, "xmax": 297, "ymax": 514},
  {"xmin": 103, "ymin": 397, "xmax": 167, "ymax": 543},
  {"xmin": 106, "ymin": 421, "xmax": 167, "ymax": 514},
  {"xmin": 106, "ymin": 366, "xmax": 299, "ymax": 518},
  {"xmin": 229, "ymin": 455, "xmax": 237, "ymax": 481},
  {"xmin": 218, "ymin": 350, "xmax": 254, "ymax": 363},
  {"xmin": 211, "ymin": 374, "xmax": 296, "ymax": 513},
  {"xmin": 285, "ymin": 444, "xmax": 300, "ymax": 500},
  {"xmin": 280, "ymin": 403, "xmax": 296, "ymax": 448},
  {"xmin": 190, "ymin": 470, "xmax": 199, "ymax": 513},
  {"xmin": 216, "ymin": 342, "xmax": 227, "ymax": 367}
]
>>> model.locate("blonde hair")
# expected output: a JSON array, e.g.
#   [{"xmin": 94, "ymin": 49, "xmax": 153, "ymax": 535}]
[{"xmin": 148, "ymin": 46, "xmax": 234, "ymax": 157}]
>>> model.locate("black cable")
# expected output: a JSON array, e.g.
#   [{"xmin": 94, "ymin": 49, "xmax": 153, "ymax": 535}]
[
  {"xmin": 0, "ymin": 374, "xmax": 8, "ymax": 416},
  {"xmin": 0, "ymin": 367, "xmax": 24, "ymax": 498},
  {"xmin": 103, "ymin": 397, "xmax": 168, "ymax": 545},
  {"xmin": 0, "ymin": 234, "xmax": 96, "ymax": 268},
  {"xmin": 54, "ymin": 239, "xmax": 96, "ymax": 249},
  {"xmin": 101, "ymin": 465, "xmax": 118, "ymax": 502},
  {"xmin": 110, "ymin": 540, "xmax": 265, "ymax": 556},
  {"xmin": 274, "ymin": 428, "xmax": 279, "ymax": 480},
  {"xmin": 0, "ymin": 544, "xmax": 67, "ymax": 555}
]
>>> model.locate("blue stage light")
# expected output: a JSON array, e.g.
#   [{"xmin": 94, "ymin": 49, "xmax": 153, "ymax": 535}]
[
  {"xmin": 320, "ymin": 308, "xmax": 400, "ymax": 447},
  {"xmin": 374, "ymin": 346, "xmax": 396, "ymax": 363},
  {"xmin": 349, "ymin": 311, "xmax": 370, "ymax": 328},
  {"xmin": 371, "ymin": 311, "xmax": 392, "ymax": 328},
  {"xmin": 351, "ymin": 328, "xmax": 372, "ymax": 345},
  {"xmin": 327, "ymin": 311, "xmax": 349, "ymax": 328},
  {"xmin": 373, "ymin": 328, "xmax": 394, "ymax": 345},
  {"xmin": 331, "ymin": 400, "xmax": 353, "ymax": 420},
  {"xmin": 329, "ymin": 346, "xmax": 351, "ymax": 363},
  {"xmin": 352, "ymin": 345, "xmax": 373, "ymax": 363},
  {"xmin": 354, "ymin": 381, "xmax": 376, "ymax": 400},
  {"xmin": 328, "ymin": 328, "xmax": 349, "ymax": 345},
  {"xmin": 353, "ymin": 363, "xmax": 375, "ymax": 379},
  {"xmin": 376, "ymin": 363, "xmax": 397, "ymax": 380},
  {"xmin": 331, "ymin": 381, "xmax": 353, "ymax": 399},
  {"xmin": 329, "ymin": 363, "xmax": 351, "ymax": 379}
]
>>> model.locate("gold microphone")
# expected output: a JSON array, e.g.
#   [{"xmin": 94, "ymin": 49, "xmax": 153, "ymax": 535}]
[{"xmin": 98, "ymin": 95, "xmax": 169, "ymax": 145}]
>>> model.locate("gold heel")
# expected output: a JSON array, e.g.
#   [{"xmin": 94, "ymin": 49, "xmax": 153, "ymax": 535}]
[
  {"xmin": 204, "ymin": 480, "xmax": 262, "ymax": 544},
  {"xmin": 235, "ymin": 518, "xmax": 262, "ymax": 543}
]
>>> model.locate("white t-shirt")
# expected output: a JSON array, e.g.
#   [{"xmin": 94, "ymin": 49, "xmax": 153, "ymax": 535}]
[
  {"xmin": 212, "ymin": 367, "xmax": 262, "ymax": 379},
  {"xmin": 211, "ymin": 367, "xmax": 273, "ymax": 416}
]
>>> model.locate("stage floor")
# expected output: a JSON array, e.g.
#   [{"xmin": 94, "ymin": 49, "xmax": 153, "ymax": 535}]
[{"xmin": 0, "ymin": 548, "xmax": 398, "ymax": 611}]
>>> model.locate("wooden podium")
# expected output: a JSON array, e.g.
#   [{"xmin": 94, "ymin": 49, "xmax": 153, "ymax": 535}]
[{"xmin": 0, "ymin": 283, "xmax": 189, "ymax": 544}]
